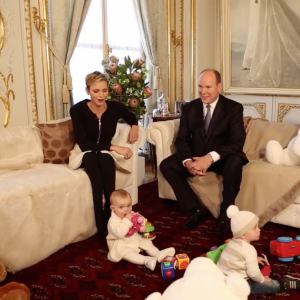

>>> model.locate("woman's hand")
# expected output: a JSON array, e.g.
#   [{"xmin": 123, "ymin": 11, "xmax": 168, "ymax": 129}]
[
  {"xmin": 127, "ymin": 125, "xmax": 139, "ymax": 143},
  {"xmin": 111, "ymin": 145, "xmax": 133, "ymax": 159}
]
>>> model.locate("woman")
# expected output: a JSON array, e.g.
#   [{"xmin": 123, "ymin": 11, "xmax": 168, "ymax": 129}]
[{"xmin": 69, "ymin": 71, "xmax": 139, "ymax": 235}]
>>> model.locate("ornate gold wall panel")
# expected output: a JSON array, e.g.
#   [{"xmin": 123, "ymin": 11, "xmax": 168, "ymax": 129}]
[
  {"xmin": 0, "ymin": 72, "xmax": 15, "ymax": 127},
  {"xmin": 0, "ymin": 10, "xmax": 5, "ymax": 52},
  {"xmin": 32, "ymin": 1, "xmax": 55, "ymax": 120},
  {"xmin": 190, "ymin": 0, "xmax": 196, "ymax": 99},
  {"xmin": 242, "ymin": 103, "xmax": 266, "ymax": 119},
  {"xmin": 277, "ymin": 103, "xmax": 300, "ymax": 123},
  {"xmin": 167, "ymin": 0, "xmax": 183, "ymax": 112},
  {"xmin": 24, "ymin": 0, "xmax": 38, "ymax": 123}
]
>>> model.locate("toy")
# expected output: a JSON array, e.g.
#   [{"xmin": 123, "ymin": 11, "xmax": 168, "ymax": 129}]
[
  {"xmin": 162, "ymin": 256, "xmax": 178, "ymax": 269},
  {"xmin": 175, "ymin": 253, "xmax": 190, "ymax": 270},
  {"xmin": 201, "ymin": 240, "xmax": 231, "ymax": 264},
  {"xmin": 161, "ymin": 261, "xmax": 176, "ymax": 279},
  {"xmin": 0, "ymin": 260, "xmax": 31, "ymax": 299},
  {"xmin": 126, "ymin": 212, "xmax": 146, "ymax": 236},
  {"xmin": 270, "ymin": 236, "xmax": 300, "ymax": 262},
  {"xmin": 146, "ymin": 257, "xmax": 250, "ymax": 300},
  {"xmin": 266, "ymin": 128, "xmax": 300, "ymax": 166},
  {"xmin": 202, "ymin": 243, "xmax": 228, "ymax": 264},
  {"xmin": 259, "ymin": 254, "xmax": 271, "ymax": 277}
]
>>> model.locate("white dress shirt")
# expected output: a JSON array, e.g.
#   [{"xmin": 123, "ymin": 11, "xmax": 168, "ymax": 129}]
[{"xmin": 183, "ymin": 98, "xmax": 220, "ymax": 167}]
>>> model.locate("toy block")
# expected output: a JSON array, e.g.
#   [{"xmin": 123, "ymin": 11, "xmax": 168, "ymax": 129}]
[
  {"xmin": 161, "ymin": 261, "xmax": 175, "ymax": 279},
  {"xmin": 162, "ymin": 256, "xmax": 178, "ymax": 269},
  {"xmin": 175, "ymin": 253, "xmax": 190, "ymax": 270}
]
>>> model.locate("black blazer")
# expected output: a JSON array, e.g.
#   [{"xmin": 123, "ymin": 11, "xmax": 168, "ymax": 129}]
[{"xmin": 175, "ymin": 95, "xmax": 248, "ymax": 164}]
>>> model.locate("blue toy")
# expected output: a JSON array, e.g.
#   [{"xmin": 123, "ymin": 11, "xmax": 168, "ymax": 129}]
[{"xmin": 161, "ymin": 261, "xmax": 175, "ymax": 279}]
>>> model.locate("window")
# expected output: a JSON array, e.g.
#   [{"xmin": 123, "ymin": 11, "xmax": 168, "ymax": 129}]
[{"xmin": 70, "ymin": 0, "xmax": 143, "ymax": 103}]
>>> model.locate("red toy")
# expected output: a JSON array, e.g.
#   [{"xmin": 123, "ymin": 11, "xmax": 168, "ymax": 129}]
[
  {"xmin": 126, "ymin": 212, "xmax": 146, "ymax": 237},
  {"xmin": 259, "ymin": 254, "xmax": 271, "ymax": 277},
  {"xmin": 270, "ymin": 236, "xmax": 300, "ymax": 262}
]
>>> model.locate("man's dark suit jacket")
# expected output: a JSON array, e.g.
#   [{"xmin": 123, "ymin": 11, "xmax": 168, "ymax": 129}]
[{"xmin": 175, "ymin": 94, "xmax": 248, "ymax": 164}]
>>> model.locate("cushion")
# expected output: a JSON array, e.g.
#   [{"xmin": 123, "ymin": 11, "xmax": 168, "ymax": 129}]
[
  {"xmin": 243, "ymin": 119, "xmax": 299, "ymax": 160},
  {"xmin": 243, "ymin": 116, "xmax": 252, "ymax": 131},
  {"xmin": 0, "ymin": 126, "xmax": 43, "ymax": 170},
  {"xmin": 36, "ymin": 118, "xmax": 75, "ymax": 164}
]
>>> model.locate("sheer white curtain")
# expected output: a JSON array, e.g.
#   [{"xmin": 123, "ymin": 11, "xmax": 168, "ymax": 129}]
[
  {"xmin": 51, "ymin": 0, "xmax": 91, "ymax": 118},
  {"xmin": 70, "ymin": 0, "xmax": 143, "ymax": 104},
  {"xmin": 133, "ymin": 0, "xmax": 168, "ymax": 122},
  {"xmin": 247, "ymin": 0, "xmax": 300, "ymax": 87}
]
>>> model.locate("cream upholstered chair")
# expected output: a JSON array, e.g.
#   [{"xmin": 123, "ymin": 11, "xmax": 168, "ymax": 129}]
[{"xmin": 147, "ymin": 118, "xmax": 300, "ymax": 230}]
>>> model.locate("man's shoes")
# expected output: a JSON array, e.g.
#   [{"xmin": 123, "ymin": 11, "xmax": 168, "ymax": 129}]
[
  {"xmin": 181, "ymin": 208, "xmax": 208, "ymax": 230},
  {"xmin": 282, "ymin": 275, "xmax": 300, "ymax": 290},
  {"xmin": 214, "ymin": 214, "xmax": 230, "ymax": 237}
]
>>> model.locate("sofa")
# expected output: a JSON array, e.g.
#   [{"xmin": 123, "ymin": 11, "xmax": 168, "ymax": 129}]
[
  {"xmin": 0, "ymin": 121, "xmax": 146, "ymax": 272},
  {"xmin": 147, "ymin": 117, "xmax": 300, "ymax": 228}
]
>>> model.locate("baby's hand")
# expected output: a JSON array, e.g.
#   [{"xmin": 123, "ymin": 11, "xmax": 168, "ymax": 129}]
[
  {"xmin": 263, "ymin": 276, "xmax": 272, "ymax": 283},
  {"xmin": 257, "ymin": 257, "xmax": 267, "ymax": 266},
  {"xmin": 125, "ymin": 213, "xmax": 132, "ymax": 221}
]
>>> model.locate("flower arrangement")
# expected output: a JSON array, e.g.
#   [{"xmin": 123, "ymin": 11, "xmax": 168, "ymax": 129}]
[{"xmin": 102, "ymin": 55, "xmax": 152, "ymax": 120}]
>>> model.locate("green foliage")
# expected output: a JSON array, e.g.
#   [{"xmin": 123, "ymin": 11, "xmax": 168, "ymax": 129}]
[{"xmin": 102, "ymin": 55, "xmax": 152, "ymax": 120}]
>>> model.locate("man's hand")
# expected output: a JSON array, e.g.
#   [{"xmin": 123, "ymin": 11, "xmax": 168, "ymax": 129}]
[
  {"xmin": 184, "ymin": 160, "xmax": 197, "ymax": 176},
  {"xmin": 127, "ymin": 125, "xmax": 139, "ymax": 143},
  {"xmin": 191, "ymin": 155, "xmax": 213, "ymax": 175}
]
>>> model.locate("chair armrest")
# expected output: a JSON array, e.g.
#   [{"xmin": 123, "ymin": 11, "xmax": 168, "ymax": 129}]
[
  {"xmin": 146, "ymin": 119, "xmax": 179, "ymax": 166},
  {"xmin": 146, "ymin": 120, "xmax": 179, "ymax": 200},
  {"xmin": 113, "ymin": 124, "xmax": 146, "ymax": 204}
]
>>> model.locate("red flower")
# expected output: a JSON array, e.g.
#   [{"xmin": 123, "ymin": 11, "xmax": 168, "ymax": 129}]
[
  {"xmin": 133, "ymin": 58, "xmax": 145, "ymax": 68},
  {"xmin": 130, "ymin": 71, "xmax": 142, "ymax": 81},
  {"xmin": 111, "ymin": 83, "xmax": 122, "ymax": 94},
  {"xmin": 129, "ymin": 98, "xmax": 139, "ymax": 108},
  {"xmin": 109, "ymin": 62, "xmax": 117, "ymax": 74},
  {"xmin": 109, "ymin": 55, "xmax": 117, "ymax": 62},
  {"xmin": 143, "ymin": 87, "xmax": 153, "ymax": 98}
]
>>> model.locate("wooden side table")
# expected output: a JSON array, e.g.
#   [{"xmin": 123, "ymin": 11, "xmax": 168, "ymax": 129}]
[{"xmin": 148, "ymin": 114, "xmax": 181, "ymax": 178}]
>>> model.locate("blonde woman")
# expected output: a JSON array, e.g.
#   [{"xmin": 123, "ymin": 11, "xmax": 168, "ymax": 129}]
[{"xmin": 69, "ymin": 71, "xmax": 139, "ymax": 235}]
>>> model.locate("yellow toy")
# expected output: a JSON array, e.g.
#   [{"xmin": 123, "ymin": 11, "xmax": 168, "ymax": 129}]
[{"xmin": 175, "ymin": 253, "xmax": 190, "ymax": 270}]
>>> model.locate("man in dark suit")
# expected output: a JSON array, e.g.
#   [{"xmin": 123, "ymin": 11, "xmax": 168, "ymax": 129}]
[{"xmin": 160, "ymin": 69, "xmax": 248, "ymax": 236}]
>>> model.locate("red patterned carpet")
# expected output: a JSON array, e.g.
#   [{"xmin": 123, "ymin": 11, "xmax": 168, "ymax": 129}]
[{"xmin": 3, "ymin": 181, "xmax": 300, "ymax": 300}]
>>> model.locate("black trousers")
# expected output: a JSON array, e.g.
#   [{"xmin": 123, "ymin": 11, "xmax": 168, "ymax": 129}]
[
  {"xmin": 160, "ymin": 153, "xmax": 244, "ymax": 216},
  {"xmin": 81, "ymin": 152, "xmax": 115, "ymax": 232}
]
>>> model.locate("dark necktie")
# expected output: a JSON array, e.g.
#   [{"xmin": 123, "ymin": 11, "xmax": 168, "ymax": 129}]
[{"xmin": 205, "ymin": 104, "xmax": 211, "ymax": 133}]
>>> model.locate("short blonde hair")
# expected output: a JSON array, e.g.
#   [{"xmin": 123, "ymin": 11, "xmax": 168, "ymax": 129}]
[
  {"xmin": 110, "ymin": 189, "xmax": 131, "ymax": 205},
  {"xmin": 85, "ymin": 71, "xmax": 108, "ymax": 89}
]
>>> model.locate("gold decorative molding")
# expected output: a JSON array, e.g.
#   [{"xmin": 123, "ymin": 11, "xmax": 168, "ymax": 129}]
[
  {"xmin": 242, "ymin": 103, "xmax": 266, "ymax": 119},
  {"xmin": 167, "ymin": 0, "xmax": 171, "ymax": 101},
  {"xmin": 277, "ymin": 103, "xmax": 300, "ymax": 123},
  {"xmin": 0, "ymin": 72, "xmax": 15, "ymax": 127},
  {"xmin": 32, "ymin": 7, "xmax": 46, "ymax": 33},
  {"xmin": 0, "ymin": 10, "xmax": 5, "ymax": 53},
  {"xmin": 190, "ymin": 0, "xmax": 196, "ymax": 99},
  {"xmin": 24, "ymin": 0, "xmax": 38, "ymax": 123},
  {"xmin": 32, "ymin": 2, "xmax": 55, "ymax": 120},
  {"xmin": 180, "ymin": 0, "xmax": 183, "ymax": 102}
]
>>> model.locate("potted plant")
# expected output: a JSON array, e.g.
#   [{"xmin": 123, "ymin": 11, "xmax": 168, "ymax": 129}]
[{"xmin": 102, "ymin": 55, "xmax": 152, "ymax": 120}]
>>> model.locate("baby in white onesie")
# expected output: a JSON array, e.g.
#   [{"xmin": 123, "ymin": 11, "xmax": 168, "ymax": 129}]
[{"xmin": 106, "ymin": 189, "xmax": 175, "ymax": 270}]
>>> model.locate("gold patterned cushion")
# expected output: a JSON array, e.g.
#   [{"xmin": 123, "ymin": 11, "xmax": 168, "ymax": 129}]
[{"xmin": 35, "ymin": 118, "xmax": 75, "ymax": 164}]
